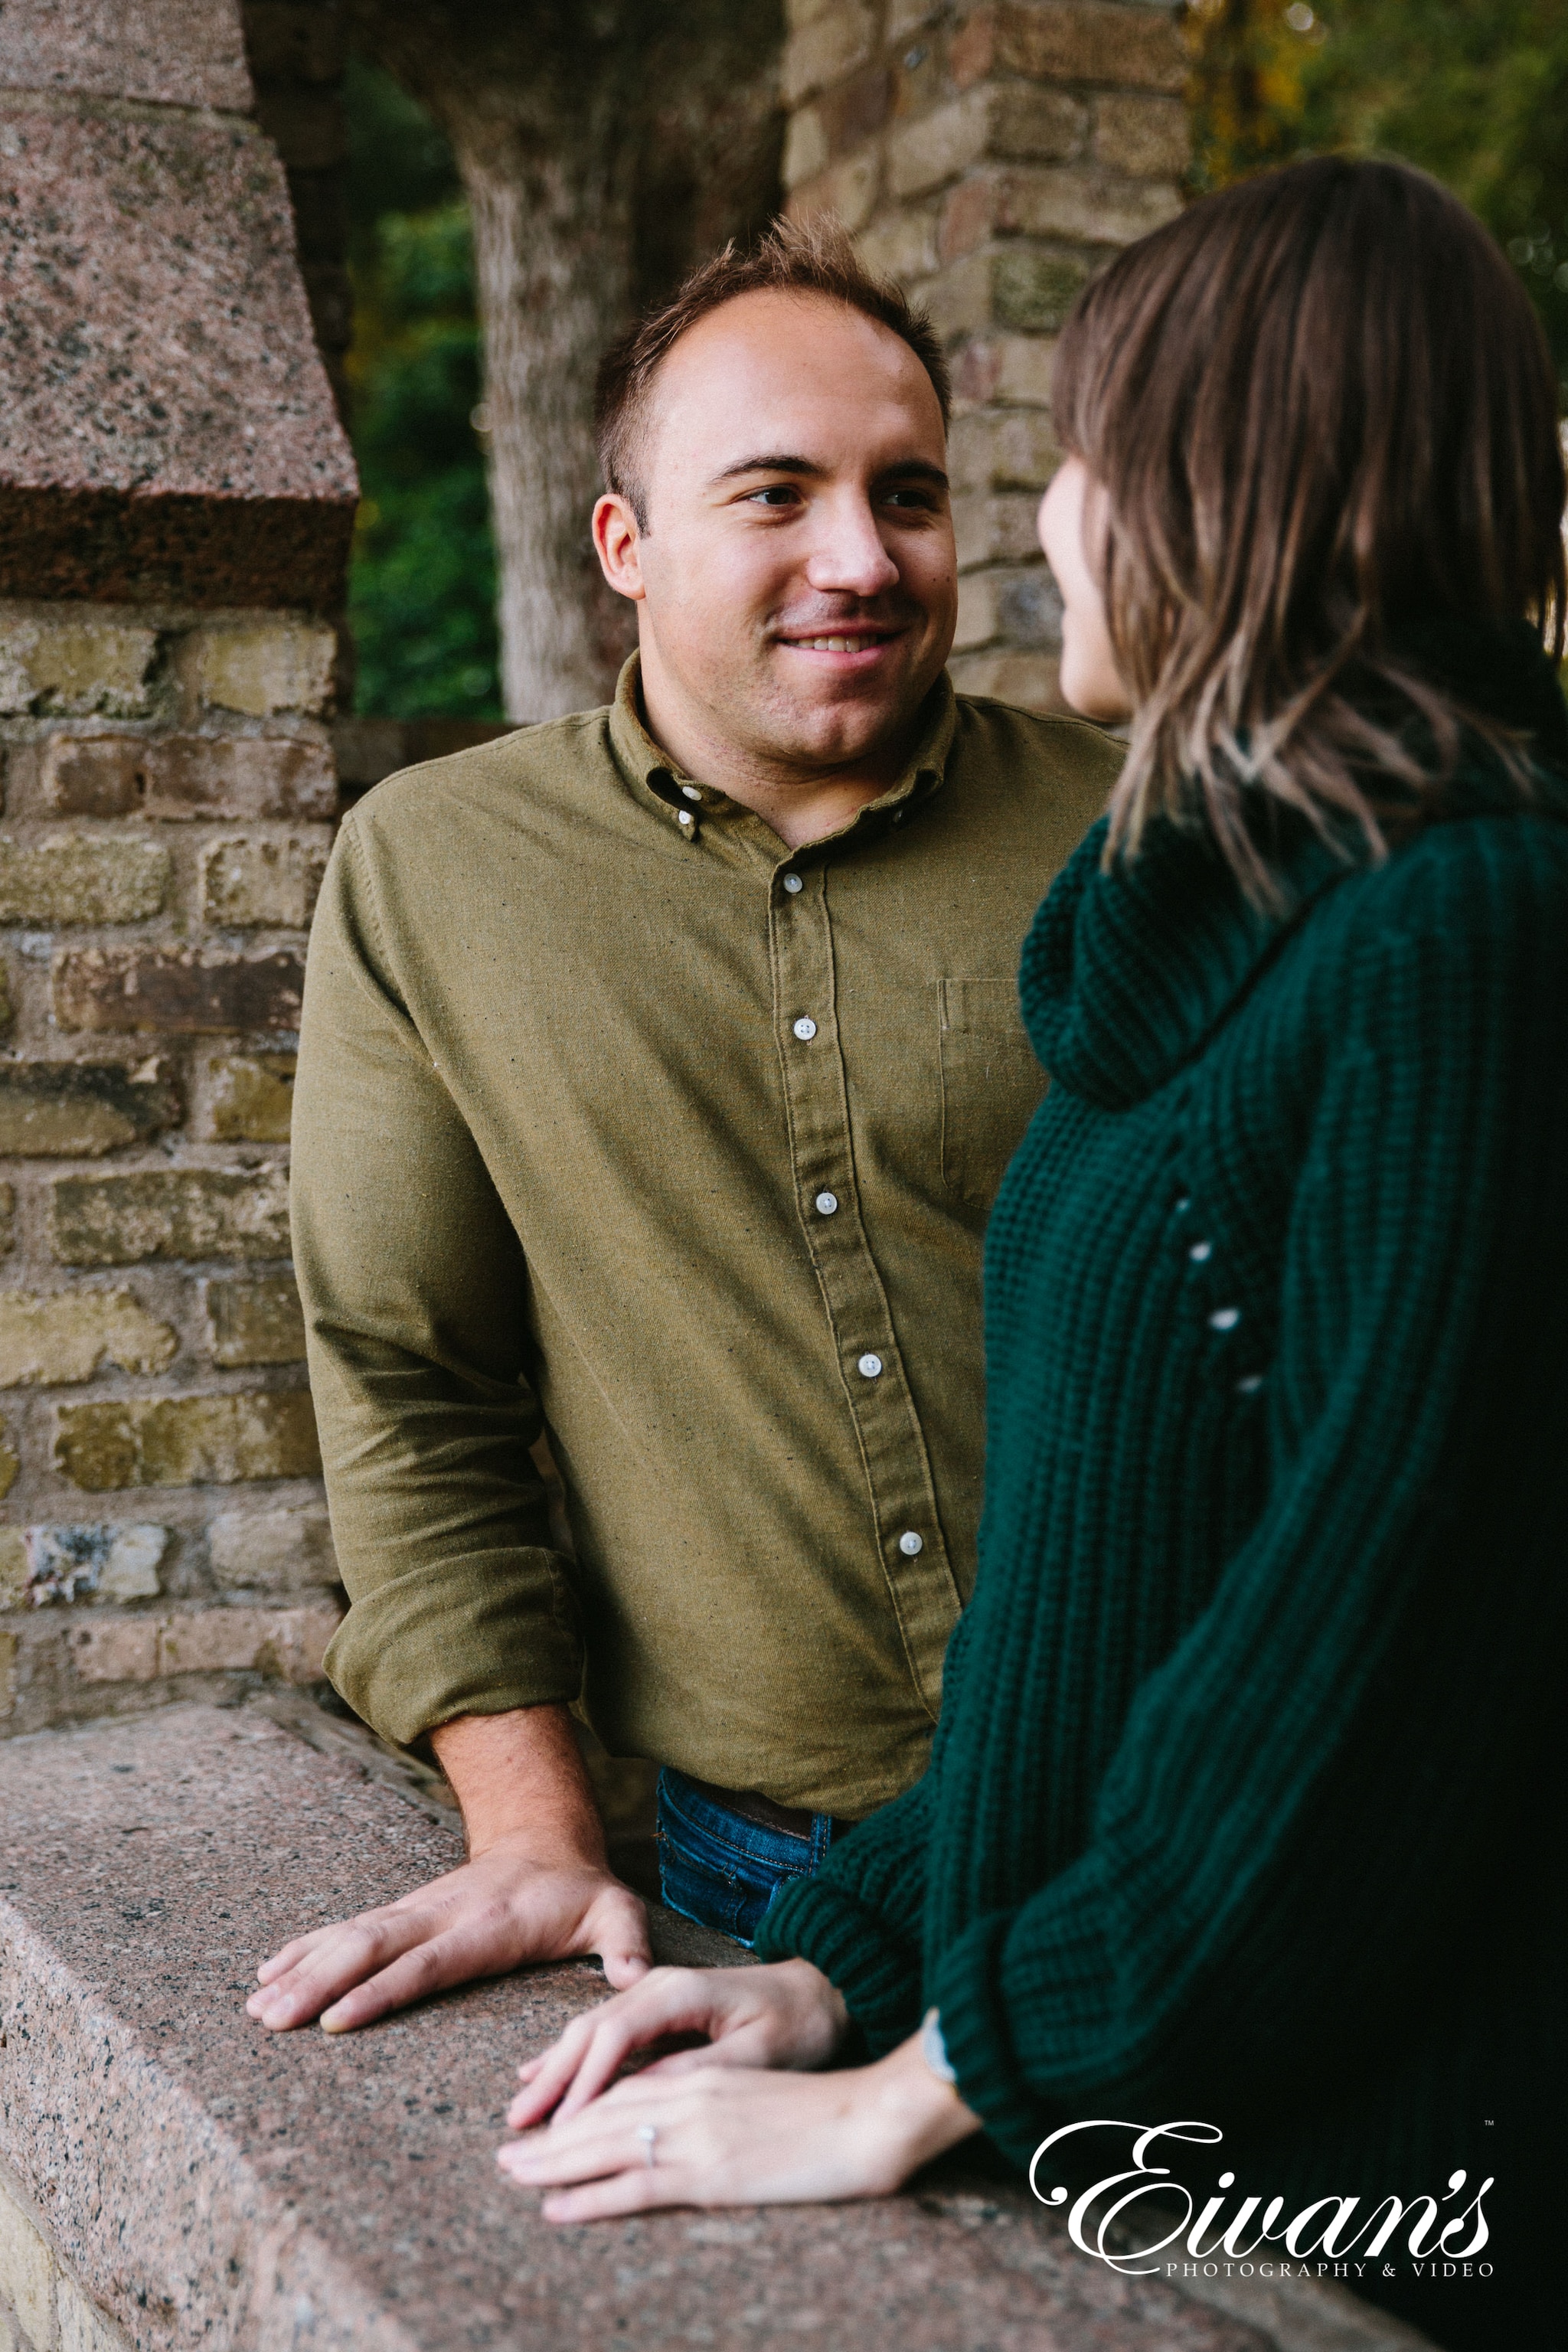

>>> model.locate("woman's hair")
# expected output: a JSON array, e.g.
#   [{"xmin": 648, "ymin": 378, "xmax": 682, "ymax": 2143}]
[{"xmin": 1052, "ymin": 156, "xmax": 1566, "ymax": 895}]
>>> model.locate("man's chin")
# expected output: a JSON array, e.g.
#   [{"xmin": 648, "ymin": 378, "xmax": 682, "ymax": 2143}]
[{"xmin": 761, "ymin": 662, "xmax": 939, "ymax": 771}]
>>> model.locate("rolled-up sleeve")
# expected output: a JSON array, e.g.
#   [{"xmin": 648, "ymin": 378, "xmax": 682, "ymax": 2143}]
[{"xmin": 291, "ymin": 817, "xmax": 583, "ymax": 1746}]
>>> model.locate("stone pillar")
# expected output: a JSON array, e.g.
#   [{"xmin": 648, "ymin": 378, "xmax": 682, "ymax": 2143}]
[
  {"xmin": 0, "ymin": 0, "xmax": 357, "ymax": 1734},
  {"xmin": 783, "ymin": 0, "xmax": 1189, "ymax": 710}
]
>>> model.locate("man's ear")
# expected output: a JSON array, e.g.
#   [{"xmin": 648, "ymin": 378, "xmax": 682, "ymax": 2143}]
[{"xmin": 593, "ymin": 492, "xmax": 646, "ymax": 601}]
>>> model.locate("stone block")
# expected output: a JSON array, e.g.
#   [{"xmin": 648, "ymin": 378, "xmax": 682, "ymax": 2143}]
[
  {"xmin": 952, "ymin": 1, "xmax": 1187, "ymax": 95},
  {"xmin": 0, "ymin": 1290, "xmax": 177, "ymax": 1387},
  {"xmin": 0, "ymin": 617, "xmax": 157, "ymax": 719},
  {"xmin": 21, "ymin": 1524, "xmax": 168, "ymax": 1606},
  {"xmin": 198, "ymin": 837, "xmax": 328, "ymax": 929},
  {"xmin": 50, "ymin": 1165, "xmax": 291, "ymax": 1267},
  {"xmin": 0, "ymin": 1417, "xmax": 17, "ymax": 1497},
  {"xmin": 0, "ymin": 0, "xmax": 253, "ymax": 110},
  {"xmin": 64, "ymin": 1616, "xmax": 159, "ymax": 1684},
  {"xmin": 0, "ymin": 834, "xmax": 168, "ymax": 926},
  {"xmin": 780, "ymin": 2, "xmax": 877, "ymax": 106},
  {"xmin": 206, "ymin": 1054, "xmax": 296, "ymax": 1143},
  {"xmin": 0, "ymin": 963, "xmax": 11, "ymax": 1034},
  {"xmin": 888, "ymin": 96, "xmax": 988, "ymax": 200},
  {"xmin": 1093, "ymin": 90, "xmax": 1191, "ymax": 178},
  {"xmin": 0, "ymin": 113, "xmax": 356, "ymax": 607},
  {"xmin": 41, "ymin": 733, "xmax": 336, "ymax": 823},
  {"xmin": 952, "ymin": 406, "xmax": 1063, "ymax": 494},
  {"xmin": 203, "ymin": 1276, "xmax": 306, "ymax": 1367},
  {"xmin": 988, "ymin": 84, "xmax": 1088, "ymax": 162},
  {"xmin": 55, "ymin": 2272, "xmax": 132, "ymax": 2352},
  {"xmin": 856, "ymin": 207, "xmax": 940, "ymax": 284},
  {"xmin": 952, "ymin": 491, "xmax": 1047, "ymax": 569},
  {"xmin": 0, "ymin": 2175, "xmax": 55, "ymax": 2350},
  {"xmin": 208, "ymin": 1505, "xmax": 338, "ymax": 1590},
  {"xmin": 54, "ymin": 1390, "xmax": 322, "ymax": 1490},
  {"xmin": 181, "ymin": 624, "xmax": 337, "ymax": 720},
  {"xmin": 0, "ymin": 1184, "xmax": 15, "ymax": 1256},
  {"xmin": 0, "ymin": 1627, "xmax": 13, "ymax": 1715},
  {"xmin": 156, "ymin": 1602, "xmax": 338, "ymax": 1680},
  {"xmin": 786, "ymin": 151, "xmax": 880, "ymax": 234},
  {"xmin": 998, "ymin": 164, "xmax": 1183, "ymax": 247},
  {"xmin": 0, "ymin": 1528, "xmax": 26, "ymax": 1607},
  {"xmin": 992, "ymin": 246, "xmax": 1093, "ymax": 333},
  {"xmin": 52, "ymin": 948, "xmax": 305, "ymax": 1035},
  {"xmin": 781, "ymin": 104, "xmax": 829, "ymax": 190},
  {"xmin": 948, "ymin": 646, "xmax": 1063, "ymax": 713},
  {"xmin": 0, "ymin": 1060, "xmax": 181, "ymax": 1158},
  {"xmin": 917, "ymin": 250, "xmax": 994, "ymax": 339},
  {"xmin": 954, "ymin": 570, "xmax": 1001, "ymax": 653}
]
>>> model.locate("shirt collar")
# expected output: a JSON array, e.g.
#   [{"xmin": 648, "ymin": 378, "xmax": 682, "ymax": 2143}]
[{"xmin": 606, "ymin": 649, "xmax": 959, "ymax": 854}]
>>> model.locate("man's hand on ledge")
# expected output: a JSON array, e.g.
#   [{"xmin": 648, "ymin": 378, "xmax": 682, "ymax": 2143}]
[{"xmin": 247, "ymin": 1704, "xmax": 652, "ymax": 2033}]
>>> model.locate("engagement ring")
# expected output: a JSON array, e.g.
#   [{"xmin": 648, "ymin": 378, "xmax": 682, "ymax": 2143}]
[{"xmin": 636, "ymin": 2123, "xmax": 658, "ymax": 2168}]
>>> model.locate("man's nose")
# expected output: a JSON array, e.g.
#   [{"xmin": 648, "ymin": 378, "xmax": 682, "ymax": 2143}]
[{"xmin": 802, "ymin": 494, "xmax": 901, "ymax": 600}]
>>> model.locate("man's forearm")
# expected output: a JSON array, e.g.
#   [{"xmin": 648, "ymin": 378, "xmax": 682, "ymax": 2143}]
[{"xmin": 431, "ymin": 1704, "xmax": 608, "ymax": 1864}]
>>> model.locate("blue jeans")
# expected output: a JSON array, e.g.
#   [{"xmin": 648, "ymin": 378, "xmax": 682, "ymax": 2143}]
[{"xmin": 656, "ymin": 1767, "xmax": 839, "ymax": 1947}]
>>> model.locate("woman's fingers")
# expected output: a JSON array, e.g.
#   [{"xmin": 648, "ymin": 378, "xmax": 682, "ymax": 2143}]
[{"xmin": 507, "ymin": 1968, "xmax": 744, "ymax": 2128}]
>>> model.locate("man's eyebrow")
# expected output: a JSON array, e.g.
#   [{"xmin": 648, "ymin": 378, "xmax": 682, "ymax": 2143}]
[
  {"xmin": 709, "ymin": 453, "xmax": 828, "ymax": 484},
  {"xmin": 707, "ymin": 453, "xmax": 950, "ymax": 489}
]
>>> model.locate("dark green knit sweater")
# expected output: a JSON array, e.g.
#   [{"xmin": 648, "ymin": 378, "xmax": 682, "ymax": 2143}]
[{"xmin": 756, "ymin": 630, "xmax": 1568, "ymax": 2347}]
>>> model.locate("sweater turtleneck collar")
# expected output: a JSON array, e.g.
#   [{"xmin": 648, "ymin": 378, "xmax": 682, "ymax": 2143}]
[{"xmin": 1021, "ymin": 616, "xmax": 1568, "ymax": 1110}]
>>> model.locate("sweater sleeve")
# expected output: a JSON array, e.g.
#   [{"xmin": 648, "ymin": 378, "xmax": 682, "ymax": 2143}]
[
  {"xmin": 755, "ymin": 1710, "xmax": 942, "ymax": 2050},
  {"xmin": 292, "ymin": 818, "xmax": 583, "ymax": 1746},
  {"xmin": 923, "ymin": 819, "xmax": 1568, "ymax": 2164}
]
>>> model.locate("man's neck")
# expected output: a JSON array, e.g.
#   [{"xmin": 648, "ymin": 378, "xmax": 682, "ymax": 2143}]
[{"xmin": 635, "ymin": 660, "xmax": 916, "ymax": 852}]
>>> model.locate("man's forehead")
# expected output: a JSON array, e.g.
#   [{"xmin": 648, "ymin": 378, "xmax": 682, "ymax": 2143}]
[{"xmin": 648, "ymin": 289, "xmax": 944, "ymax": 462}]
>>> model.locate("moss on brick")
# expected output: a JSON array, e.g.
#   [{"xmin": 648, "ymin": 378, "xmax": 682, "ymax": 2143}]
[{"xmin": 54, "ymin": 1390, "xmax": 321, "ymax": 1489}]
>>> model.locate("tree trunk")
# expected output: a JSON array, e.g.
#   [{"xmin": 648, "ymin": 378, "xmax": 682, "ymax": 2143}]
[{"xmin": 345, "ymin": 0, "xmax": 784, "ymax": 720}]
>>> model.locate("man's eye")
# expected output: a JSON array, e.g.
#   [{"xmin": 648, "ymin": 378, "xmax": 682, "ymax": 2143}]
[
  {"xmin": 746, "ymin": 485, "xmax": 800, "ymax": 507},
  {"xmin": 884, "ymin": 488, "xmax": 936, "ymax": 510}
]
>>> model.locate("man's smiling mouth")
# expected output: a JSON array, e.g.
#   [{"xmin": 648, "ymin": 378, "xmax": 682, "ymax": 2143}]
[{"xmin": 779, "ymin": 629, "xmax": 903, "ymax": 652}]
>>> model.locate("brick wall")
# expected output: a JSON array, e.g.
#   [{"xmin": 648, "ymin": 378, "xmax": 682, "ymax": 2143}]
[
  {"xmin": 0, "ymin": 604, "xmax": 342, "ymax": 1736},
  {"xmin": 782, "ymin": 0, "xmax": 1188, "ymax": 710}
]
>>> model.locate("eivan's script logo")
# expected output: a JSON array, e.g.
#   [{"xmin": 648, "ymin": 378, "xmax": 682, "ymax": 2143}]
[{"xmin": 1029, "ymin": 2121, "xmax": 1494, "ymax": 2284}]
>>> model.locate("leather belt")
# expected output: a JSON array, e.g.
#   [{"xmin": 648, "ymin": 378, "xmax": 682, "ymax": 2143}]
[{"xmin": 681, "ymin": 1772, "xmax": 858, "ymax": 1841}]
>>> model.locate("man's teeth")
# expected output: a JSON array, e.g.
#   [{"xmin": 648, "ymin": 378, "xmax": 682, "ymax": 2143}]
[{"xmin": 794, "ymin": 635, "xmax": 881, "ymax": 652}]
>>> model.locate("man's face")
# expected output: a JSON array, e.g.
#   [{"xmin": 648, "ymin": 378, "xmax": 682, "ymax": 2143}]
[{"xmin": 596, "ymin": 289, "xmax": 957, "ymax": 778}]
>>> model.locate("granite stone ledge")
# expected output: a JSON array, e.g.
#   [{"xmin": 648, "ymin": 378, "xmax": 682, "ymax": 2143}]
[
  {"xmin": 0, "ymin": 1706, "xmax": 1432, "ymax": 2352},
  {"xmin": 0, "ymin": 106, "xmax": 355, "ymax": 607},
  {"xmin": 0, "ymin": 0, "xmax": 253, "ymax": 114}
]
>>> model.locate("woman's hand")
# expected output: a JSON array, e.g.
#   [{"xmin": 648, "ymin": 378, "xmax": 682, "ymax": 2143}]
[
  {"xmin": 508, "ymin": 1958, "xmax": 849, "ymax": 2130},
  {"xmin": 495, "ymin": 2030, "xmax": 982, "ymax": 2221}
]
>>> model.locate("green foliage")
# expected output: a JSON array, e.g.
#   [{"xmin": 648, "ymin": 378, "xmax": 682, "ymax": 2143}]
[
  {"xmin": 344, "ymin": 60, "xmax": 503, "ymax": 718},
  {"xmin": 1184, "ymin": 0, "xmax": 1568, "ymax": 390}
]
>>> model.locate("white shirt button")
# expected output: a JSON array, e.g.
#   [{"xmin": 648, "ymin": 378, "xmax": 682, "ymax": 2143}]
[
  {"xmin": 1188, "ymin": 1240, "xmax": 1214, "ymax": 1263},
  {"xmin": 1236, "ymin": 1373, "xmax": 1265, "ymax": 1396},
  {"xmin": 1209, "ymin": 1306, "xmax": 1241, "ymax": 1331},
  {"xmin": 898, "ymin": 1530, "xmax": 924, "ymax": 1557},
  {"xmin": 681, "ymin": 785, "xmax": 701, "ymax": 801},
  {"xmin": 815, "ymin": 1191, "xmax": 838, "ymax": 1216},
  {"xmin": 677, "ymin": 810, "xmax": 693, "ymax": 827},
  {"xmin": 792, "ymin": 1016, "xmax": 817, "ymax": 1041},
  {"xmin": 858, "ymin": 1352, "xmax": 883, "ymax": 1379},
  {"xmin": 782, "ymin": 874, "xmax": 804, "ymax": 894}
]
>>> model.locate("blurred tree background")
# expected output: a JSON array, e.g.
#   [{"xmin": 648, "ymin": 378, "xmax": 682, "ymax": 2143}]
[
  {"xmin": 344, "ymin": 59, "xmax": 502, "ymax": 717},
  {"xmin": 1186, "ymin": 0, "xmax": 1568, "ymax": 390}
]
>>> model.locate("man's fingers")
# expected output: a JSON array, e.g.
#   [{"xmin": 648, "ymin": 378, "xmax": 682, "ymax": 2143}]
[
  {"xmin": 580, "ymin": 1886, "xmax": 652, "ymax": 1985},
  {"xmin": 254, "ymin": 1927, "xmax": 337, "ymax": 1984},
  {"xmin": 319, "ymin": 1933, "xmax": 473, "ymax": 2033},
  {"xmin": 248, "ymin": 1915, "xmax": 436, "ymax": 2030}
]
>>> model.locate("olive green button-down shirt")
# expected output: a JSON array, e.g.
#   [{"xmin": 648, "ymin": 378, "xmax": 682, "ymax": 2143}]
[{"xmin": 293, "ymin": 656, "xmax": 1119, "ymax": 1816}]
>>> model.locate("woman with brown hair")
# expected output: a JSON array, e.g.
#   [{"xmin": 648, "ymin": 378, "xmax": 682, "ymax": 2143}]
[{"xmin": 496, "ymin": 158, "xmax": 1566, "ymax": 2352}]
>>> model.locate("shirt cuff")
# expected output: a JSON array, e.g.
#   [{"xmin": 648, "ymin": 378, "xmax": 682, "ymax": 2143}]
[
  {"xmin": 753, "ymin": 1874, "xmax": 926, "ymax": 2056},
  {"xmin": 324, "ymin": 1544, "xmax": 583, "ymax": 1746}
]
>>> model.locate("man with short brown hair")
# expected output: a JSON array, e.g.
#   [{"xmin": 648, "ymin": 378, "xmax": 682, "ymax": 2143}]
[{"xmin": 251, "ymin": 221, "xmax": 1119, "ymax": 2034}]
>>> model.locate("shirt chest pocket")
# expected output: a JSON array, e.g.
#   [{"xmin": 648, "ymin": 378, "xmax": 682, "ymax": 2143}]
[{"xmin": 938, "ymin": 977, "xmax": 1048, "ymax": 1207}]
